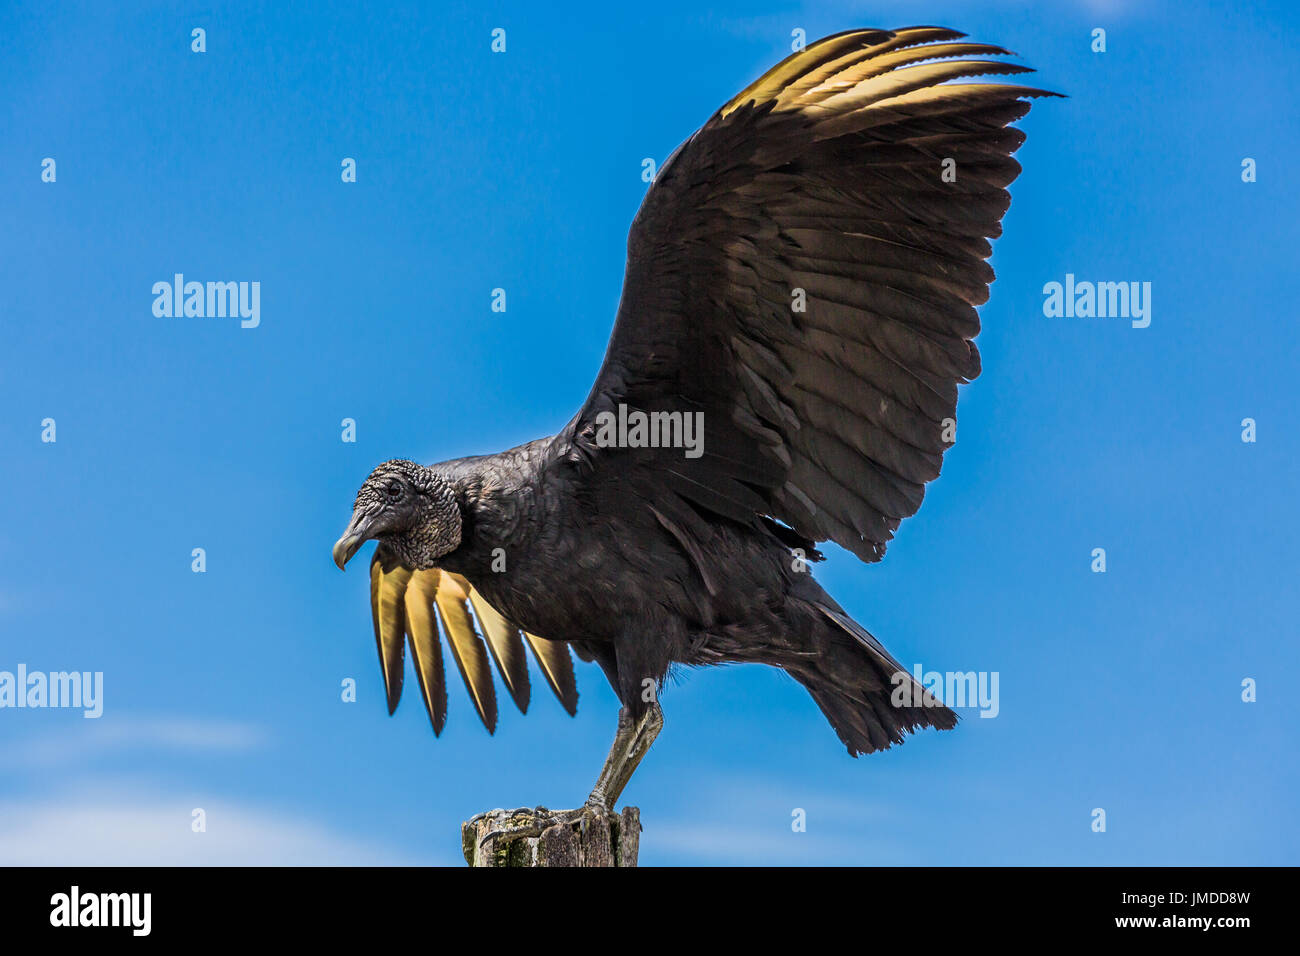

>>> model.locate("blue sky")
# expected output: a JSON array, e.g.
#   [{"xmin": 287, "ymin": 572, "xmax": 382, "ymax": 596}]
[{"xmin": 1, "ymin": 0, "xmax": 1296, "ymax": 865}]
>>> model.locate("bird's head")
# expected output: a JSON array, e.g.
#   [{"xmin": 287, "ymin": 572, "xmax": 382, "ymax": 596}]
[{"xmin": 332, "ymin": 459, "xmax": 462, "ymax": 571}]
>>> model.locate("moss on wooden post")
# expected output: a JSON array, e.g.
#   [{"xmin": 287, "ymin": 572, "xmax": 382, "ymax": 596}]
[{"xmin": 462, "ymin": 806, "xmax": 641, "ymax": 867}]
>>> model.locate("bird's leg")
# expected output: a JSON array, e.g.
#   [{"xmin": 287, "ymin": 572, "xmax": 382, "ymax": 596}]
[
  {"xmin": 470, "ymin": 705, "xmax": 662, "ymax": 852},
  {"xmin": 586, "ymin": 702, "xmax": 664, "ymax": 811},
  {"xmin": 471, "ymin": 703, "xmax": 663, "ymax": 850}
]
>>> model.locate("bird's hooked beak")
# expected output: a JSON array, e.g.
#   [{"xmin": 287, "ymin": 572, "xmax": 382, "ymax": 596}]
[{"xmin": 332, "ymin": 509, "xmax": 377, "ymax": 570}]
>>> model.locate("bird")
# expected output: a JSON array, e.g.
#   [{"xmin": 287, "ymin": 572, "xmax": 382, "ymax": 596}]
[{"xmin": 333, "ymin": 26, "xmax": 1055, "ymax": 813}]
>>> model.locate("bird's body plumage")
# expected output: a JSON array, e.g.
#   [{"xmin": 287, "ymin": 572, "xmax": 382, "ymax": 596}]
[
  {"xmin": 429, "ymin": 436, "xmax": 950, "ymax": 755},
  {"xmin": 335, "ymin": 26, "xmax": 1054, "ymax": 788}
]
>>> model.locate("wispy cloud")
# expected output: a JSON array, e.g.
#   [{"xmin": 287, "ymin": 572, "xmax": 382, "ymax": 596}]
[
  {"xmin": 650, "ymin": 820, "xmax": 844, "ymax": 865},
  {"xmin": 1, "ymin": 716, "xmax": 267, "ymax": 769},
  {"xmin": 0, "ymin": 794, "xmax": 431, "ymax": 866},
  {"xmin": 643, "ymin": 769, "xmax": 907, "ymax": 865}
]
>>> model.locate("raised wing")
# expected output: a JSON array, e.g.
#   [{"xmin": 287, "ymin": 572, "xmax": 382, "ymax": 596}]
[
  {"xmin": 370, "ymin": 551, "xmax": 579, "ymax": 734},
  {"xmin": 565, "ymin": 27, "xmax": 1058, "ymax": 562}
]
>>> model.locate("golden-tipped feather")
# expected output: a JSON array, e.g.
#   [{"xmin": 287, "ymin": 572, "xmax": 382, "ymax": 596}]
[
  {"xmin": 467, "ymin": 589, "xmax": 531, "ymax": 713},
  {"xmin": 369, "ymin": 556, "xmax": 410, "ymax": 715},
  {"xmin": 722, "ymin": 27, "xmax": 897, "ymax": 115},
  {"xmin": 404, "ymin": 569, "xmax": 448, "ymax": 734},
  {"xmin": 431, "ymin": 570, "xmax": 498, "ymax": 733},
  {"xmin": 721, "ymin": 25, "xmax": 1053, "ymax": 128},
  {"xmin": 524, "ymin": 632, "xmax": 579, "ymax": 716}
]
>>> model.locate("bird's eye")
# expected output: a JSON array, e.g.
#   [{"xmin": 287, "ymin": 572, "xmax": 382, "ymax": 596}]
[{"xmin": 385, "ymin": 481, "xmax": 403, "ymax": 499}]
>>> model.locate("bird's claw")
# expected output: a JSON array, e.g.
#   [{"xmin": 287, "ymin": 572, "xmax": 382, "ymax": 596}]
[{"xmin": 475, "ymin": 806, "xmax": 562, "ymax": 848}]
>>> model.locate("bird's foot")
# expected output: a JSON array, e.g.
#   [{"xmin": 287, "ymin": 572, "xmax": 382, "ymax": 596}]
[
  {"xmin": 463, "ymin": 802, "xmax": 641, "ymax": 866},
  {"xmin": 475, "ymin": 804, "xmax": 593, "ymax": 849}
]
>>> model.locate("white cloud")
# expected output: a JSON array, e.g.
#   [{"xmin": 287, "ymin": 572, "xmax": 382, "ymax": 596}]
[{"xmin": 0, "ymin": 718, "xmax": 445, "ymax": 865}]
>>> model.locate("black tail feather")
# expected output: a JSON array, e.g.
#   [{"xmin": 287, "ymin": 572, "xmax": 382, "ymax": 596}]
[{"xmin": 790, "ymin": 599, "xmax": 957, "ymax": 756}]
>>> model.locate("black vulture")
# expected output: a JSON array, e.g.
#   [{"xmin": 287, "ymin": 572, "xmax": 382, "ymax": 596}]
[{"xmin": 333, "ymin": 27, "xmax": 1055, "ymax": 810}]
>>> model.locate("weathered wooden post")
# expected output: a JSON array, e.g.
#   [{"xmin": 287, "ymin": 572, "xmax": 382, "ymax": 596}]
[{"xmin": 462, "ymin": 806, "xmax": 641, "ymax": 867}]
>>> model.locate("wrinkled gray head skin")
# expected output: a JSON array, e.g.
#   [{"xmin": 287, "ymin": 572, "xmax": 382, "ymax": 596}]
[{"xmin": 332, "ymin": 459, "xmax": 462, "ymax": 571}]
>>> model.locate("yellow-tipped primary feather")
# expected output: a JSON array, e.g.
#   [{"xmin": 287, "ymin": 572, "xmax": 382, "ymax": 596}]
[
  {"xmin": 404, "ymin": 569, "xmax": 448, "ymax": 735},
  {"xmin": 369, "ymin": 555, "xmax": 410, "ymax": 715},
  {"xmin": 467, "ymin": 588, "xmax": 531, "ymax": 713},
  {"xmin": 523, "ymin": 632, "xmax": 579, "ymax": 716},
  {"xmin": 722, "ymin": 27, "xmax": 896, "ymax": 116},
  {"xmin": 433, "ymin": 571, "xmax": 498, "ymax": 733}
]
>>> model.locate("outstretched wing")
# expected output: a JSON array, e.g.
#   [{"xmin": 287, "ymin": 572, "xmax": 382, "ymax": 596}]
[
  {"xmin": 563, "ymin": 27, "xmax": 1058, "ymax": 562},
  {"xmin": 369, "ymin": 550, "xmax": 579, "ymax": 734}
]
